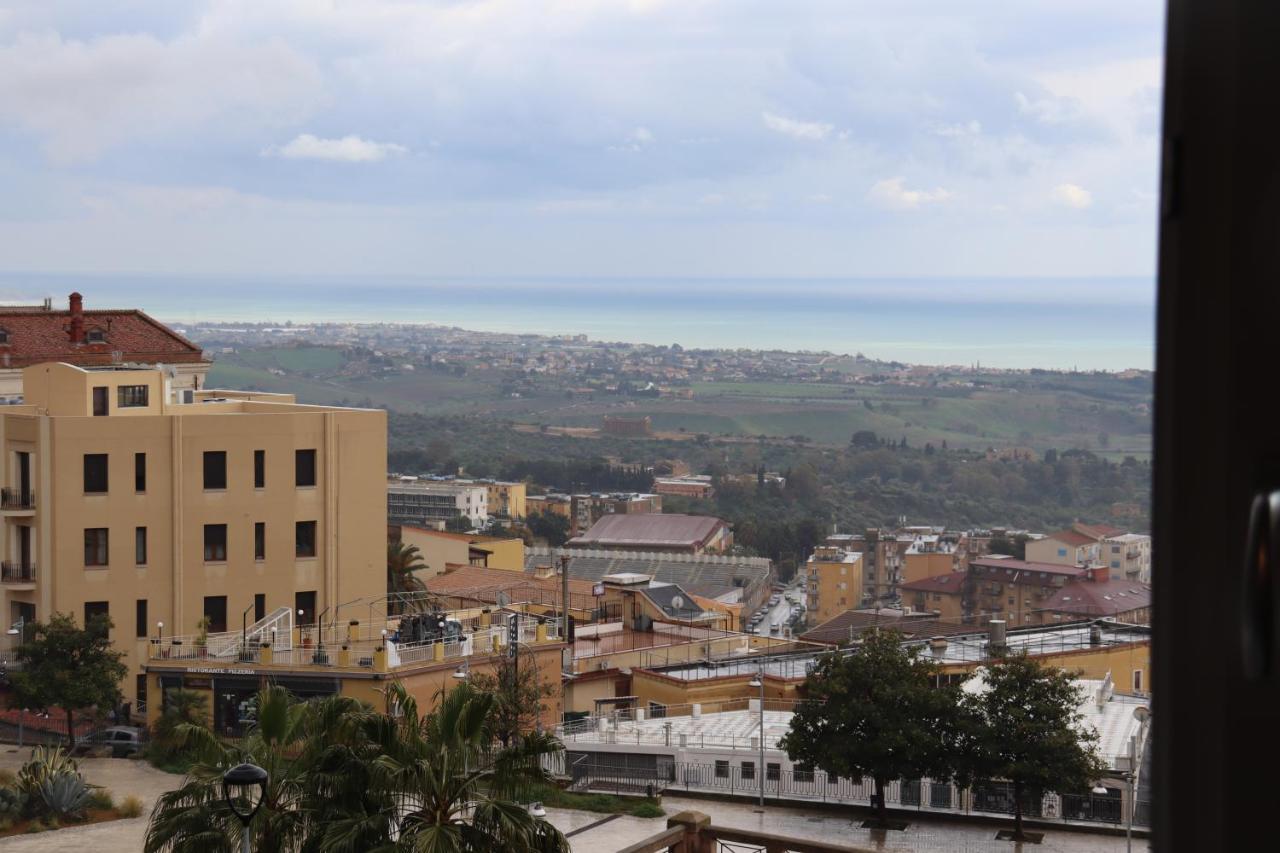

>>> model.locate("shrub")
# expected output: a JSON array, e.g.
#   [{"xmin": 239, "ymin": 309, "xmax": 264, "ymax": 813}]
[
  {"xmin": 0, "ymin": 769, "xmax": 16, "ymax": 788},
  {"xmin": 17, "ymin": 747, "xmax": 79, "ymax": 795},
  {"xmin": 631, "ymin": 802, "xmax": 665, "ymax": 818},
  {"xmin": 87, "ymin": 787, "xmax": 114, "ymax": 811},
  {"xmin": 38, "ymin": 774, "xmax": 91, "ymax": 819},
  {"xmin": 119, "ymin": 795, "xmax": 145, "ymax": 818},
  {"xmin": 0, "ymin": 787, "xmax": 26, "ymax": 821},
  {"xmin": 150, "ymin": 688, "xmax": 210, "ymax": 762}
]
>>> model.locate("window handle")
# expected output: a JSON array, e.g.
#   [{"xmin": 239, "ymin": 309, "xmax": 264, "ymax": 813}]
[{"xmin": 1242, "ymin": 490, "xmax": 1280, "ymax": 679}]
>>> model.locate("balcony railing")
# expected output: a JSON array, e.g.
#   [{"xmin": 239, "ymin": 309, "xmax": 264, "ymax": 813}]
[
  {"xmin": 0, "ymin": 488, "xmax": 34, "ymax": 510},
  {"xmin": 0, "ymin": 562, "xmax": 36, "ymax": 583}
]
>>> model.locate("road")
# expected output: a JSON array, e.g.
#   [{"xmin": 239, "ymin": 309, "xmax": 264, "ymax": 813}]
[{"xmin": 747, "ymin": 580, "xmax": 806, "ymax": 637}]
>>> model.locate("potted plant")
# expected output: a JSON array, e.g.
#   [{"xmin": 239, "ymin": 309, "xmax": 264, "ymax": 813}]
[{"xmin": 194, "ymin": 616, "xmax": 211, "ymax": 658}]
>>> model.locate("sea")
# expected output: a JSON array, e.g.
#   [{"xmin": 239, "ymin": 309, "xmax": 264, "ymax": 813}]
[{"xmin": 0, "ymin": 274, "xmax": 1155, "ymax": 372}]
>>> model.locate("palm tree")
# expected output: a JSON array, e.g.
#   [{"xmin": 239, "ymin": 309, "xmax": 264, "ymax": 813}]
[
  {"xmin": 144, "ymin": 685, "xmax": 394, "ymax": 852},
  {"xmin": 144, "ymin": 682, "xmax": 571, "ymax": 853},
  {"xmin": 387, "ymin": 542, "xmax": 428, "ymax": 614},
  {"xmin": 371, "ymin": 682, "xmax": 569, "ymax": 852}
]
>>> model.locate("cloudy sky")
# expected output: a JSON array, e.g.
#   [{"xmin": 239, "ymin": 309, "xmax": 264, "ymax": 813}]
[{"xmin": 0, "ymin": 0, "xmax": 1165, "ymax": 279}]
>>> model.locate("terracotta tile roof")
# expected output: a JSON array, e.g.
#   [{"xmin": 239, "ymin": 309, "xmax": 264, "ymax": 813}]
[
  {"xmin": 0, "ymin": 298, "xmax": 204, "ymax": 368},
  {"xmin": 1072, "ymin": 523, "xmax": 1126, "ymax": 541},
  {"xmin": 1041, "ymin": 578, "xmax": 1152, "ymax": 617},
  {"xmin": 899, "ymin": 572, "xmax": 968, "ymax": 594},
  {"xmin": 1044, "ymin": 529, "xmax": 1097, "ymax": 547},
  {"xmin": 568, "ymin": 513, "xmax": 728, "ymax": 549},
  {"xmin": 423, "ymin": 563, "xmax": 597, "ymax": 609},
  {"xmin": 968, "ymin": 557, "xmax": 1088, "ymax": 577},
  {"xmin": 801, "ymin": 609, "xmax": 974, "ymax": 646}
]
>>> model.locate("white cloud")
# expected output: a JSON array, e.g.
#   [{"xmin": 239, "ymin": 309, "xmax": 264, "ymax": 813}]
[
  {"xmin": 1014, "ymin": 91, "xmax": 1083, "ymax": 125},
  {"xmin": 1050, "ymin": 183, "xmax": 1093, "ymax": 209},
  {"xmin": 266, "ymin": 134, "xmax": 407, "ymax": 162},
  {"xmin": 762, "ymin": 112, "xmax": 833, "ymax": 142},
  {"xmin": 608, "ymin": 127, "xmax": 655, "ymax": 152},
  {"xmin": 932, "ymin": 120, "xmax": 982, "ymax": 138},
  {"xmin": 867, "ymin": 177, "xmax": 952, "ymax": 211}
]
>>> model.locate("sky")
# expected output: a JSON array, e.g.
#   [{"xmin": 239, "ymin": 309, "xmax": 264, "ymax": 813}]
[{"xmin": 0, "ymin": 0, "xmax": 1166, "ymax": 280}]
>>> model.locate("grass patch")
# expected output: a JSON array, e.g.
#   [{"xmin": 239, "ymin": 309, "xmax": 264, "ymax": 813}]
[
  {"xmin": 146, "ymin": 749, "xmax": 197, "ymax": 775},
  {"xmin": 529, "ymin": 784, "xmax": 664, "ymax": 818}
]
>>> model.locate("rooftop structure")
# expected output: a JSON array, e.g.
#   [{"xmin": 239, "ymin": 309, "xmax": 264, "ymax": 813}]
[
  {"xmin": 0, "ymin": 292, "xmax": 208, "ymax": 397},
  {"xmin": 527, "ymin": 545, "xmax": 771, "ymax": 611},
  {"xmin": 567, "ymin": 512, "xmax": 732, "ymax": 554},
  {"xmin": 387, "ymin": 477, "xmax": 489, "ymax": 527}
]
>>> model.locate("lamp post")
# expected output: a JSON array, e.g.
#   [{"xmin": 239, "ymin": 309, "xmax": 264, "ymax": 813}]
[
  {"xmin": 748, "ymin": 663, "xmax": 765, "ymax": 812},
  {"xmin": 155, "ymin": 621, "xmax": 164, "ymax": 643},
  {"xmin": 222, "ymin": 762, "xmax": 269, "ymax": 853},
  {"xmin": 241, "ymin": 604, "xmax": 255, "ymax": 661}
]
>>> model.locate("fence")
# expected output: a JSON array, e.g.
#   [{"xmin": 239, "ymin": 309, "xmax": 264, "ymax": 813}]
[{"xmin": 568, "ymin": 760, "xmax": 1144, "ymax": 831}]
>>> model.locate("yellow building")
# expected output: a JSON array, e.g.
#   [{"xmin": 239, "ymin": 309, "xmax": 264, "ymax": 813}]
[
  {"xmin": 2, "ymin": 362, "xmax": 386, "ymax": 714},
  {"xmin": 484, "ymin": 480, "xmax": 527, "ymax": 520},
  {"xmin": 397, "ymin": 526, "xmax": 526, "ymax": 577},
  {"xmin": 901, "ymin": 538, "xmax": 958, "ymax": 585},
  {"xmin": 804, "ymin": 546, "xmax": 863, "ymax": 625},
  {"xmin": 526, "ymin": 493, "xmax": 571, "ymax": 520},
  {"xmin": 143, "ymin": 608, "xmax": 565, "ymax": 734}
]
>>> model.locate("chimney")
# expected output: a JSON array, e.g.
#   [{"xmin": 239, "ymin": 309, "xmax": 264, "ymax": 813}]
[
  {"xmin": 928, "ymin": 636, "xmax": 949, "ymax": 657},
  {"xmin": 67, "ymin": 292, "xmax": 85, "ymax": 344},
  {"xmin": 1089, "ymin": 622, "xmax": 1104, "ymax": 646},
  {"xmin": 1087, "ymin": 565, "xmax": 1110, "ymax": 584},
  {"xmin": 986, "ymin": 618, "xmax": 1007, "ymax": 658}
]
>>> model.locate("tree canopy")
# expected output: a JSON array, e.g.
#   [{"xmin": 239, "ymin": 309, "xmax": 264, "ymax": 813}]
[
  {"xmin": 9, "ymin": 612, "xmax": 128, "ymax": 746},
  {"xmin": 780, "ymin": 629, "xmax": 960, "ymax": 825}
]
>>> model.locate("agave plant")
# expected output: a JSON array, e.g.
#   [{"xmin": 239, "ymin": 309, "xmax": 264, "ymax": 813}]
[
  {"xmin": 38, "ymin": 773, "xmax": 91, "ymax": 819},
  {"xmin": 17, "ymin": 746, "xmax": 80, "ymax": 795}
]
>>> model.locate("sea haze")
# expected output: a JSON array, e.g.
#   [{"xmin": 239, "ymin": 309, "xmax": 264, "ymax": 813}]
[{"xmin": 0, "ymin": 274, "xmax": 1154, "ymax": 371}]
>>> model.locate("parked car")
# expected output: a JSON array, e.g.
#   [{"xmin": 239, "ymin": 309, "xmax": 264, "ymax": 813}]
[{"xmin": 73, "ymin": 726, "xmax": 143, "ymax": 758}]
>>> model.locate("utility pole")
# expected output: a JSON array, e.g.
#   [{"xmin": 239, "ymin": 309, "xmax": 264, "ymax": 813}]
[{"xmin": 560, "ymin": 553, "xmax": 571, "ymax": 723}]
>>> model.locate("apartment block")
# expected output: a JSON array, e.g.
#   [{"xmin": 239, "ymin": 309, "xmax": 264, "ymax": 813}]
[
  {"xmin": 804, "ymin": 545, "xmax": 864, "ymax": 625},
  {"xmin": 1, "ymin": 362, "xmax": 386, "ymax": 711},
  {"xmin": 1101, "ymin": 533, "xmax": 1152, "ymax": 582},
  {"xmin": 824, "ymin": 529, "xmax": 903, "ymax": 604},
  {"xmin": 387, "ymin": 478, "xmax": 488, "ymax": 528}
]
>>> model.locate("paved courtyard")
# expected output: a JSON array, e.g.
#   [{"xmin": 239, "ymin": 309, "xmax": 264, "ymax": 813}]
[{"xmin": 0, "ymin": 748, "xmax": 1149, "ymax": 852}]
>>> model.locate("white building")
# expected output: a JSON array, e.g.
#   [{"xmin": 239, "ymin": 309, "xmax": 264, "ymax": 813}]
[
  {"xmin": 1102, "ymin": 533, "xmax": 1152, "ymax": 582},
  {"xmin": 387, "ymin": 477, "xmax": 488, "ymax": 528}
]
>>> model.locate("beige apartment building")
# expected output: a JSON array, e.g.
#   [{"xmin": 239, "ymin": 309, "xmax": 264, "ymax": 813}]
[
  {"xmin": 804, "ymin": 545, "xmax": 864, "ymax": 625},
  {"xmin": 2, "ymin": 362, "xmax": 386, "ymax": 712}
]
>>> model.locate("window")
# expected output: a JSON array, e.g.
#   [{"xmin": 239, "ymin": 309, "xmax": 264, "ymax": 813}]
[
  {"xmin": 714, "ymin": 760, "xmax": 729, "ymax": 779},
  {"xmin": 1134, "ymin": 669, "xmax": 1144, "ymax": 692},
  {"xmin": 741, "ymin": 761, "xmax": 755, "ymax": 781},
  {"xmin": 203, "ymin": 596, "xmax": 227, "ymax": 633},
  {"xmin": 254, "ymin": 449, "xmax": 265, "ymax": 489},
  {"xmin": 295, "ymin": 520, "xmax": 317, "ymax": 558},
  {"xmin": 135, "ymin": 526, "xmax": 147, "ymax": 565},
  {"xmin": 295, "ymin": 590, "xmax": 316, "ymax": 626},
  {"xmin": 86, "ymin": 328, "xmax": 106, "ymax": 344},
  {"xmin": 1058, "ymin": 547, "xmax": 1067, "ymax": 557},
  {"xmin": 83, "ymin": 453, "xmax": 108, "ymax": 493},
  {"xmin": 1111, "ymin": 560, "xmax": 1121, "ymax": 569},
  {"xmin": 255, "ymin": 522, "xmax": 266, "ymax": 560},
  {"xmin": 136, "ymin": 674, "xmax": 147, "ymax": 711},
  {"xmin": 84, "ymin": 601, "xmax": 109, "ymax": 637},
  {"xmin": 254, "ymin": 593, "xmax": 266, "ymax": 622},
  {"xmin": 0, "ymin": 328, "xmax": 7, "ymax": 345},
  {"xmin": 135, "ymin": 452, "xmax": 146, "ymax": 492},
  {"xmin": 648, "ymin": 701, "xmax": 667, "ymax": 719},
  {"xmin": 135, "ymin": 599, "xmax": 147, "ymax": 638},
  {"xmin": 204, "ymin": 524, "xmax": 227, "ymax": 562},
  {"xmin": 1112, "ymin": 545, "xmax": 1121, "ymax": 554},
  {"xmin": 92, "ymin": 386, "xmax": 108, "ymax": 416},
  {"xmin": 203, "ymin": 451, "xmax": 227, "ymax": 490},
  {"xmin": 295, "ymin": 449, "xmax": 317, "ymax": 487},
  {"xmin": 84, "ymin": 528, "xmax": 108, "ymax": 566},
  {"xmin": 766, "ymin": 762, "xmax": 781, "ymax": 781},
  {"xmin": 117, "ymin": 384, "xmax": 148, "ymax": 407}
]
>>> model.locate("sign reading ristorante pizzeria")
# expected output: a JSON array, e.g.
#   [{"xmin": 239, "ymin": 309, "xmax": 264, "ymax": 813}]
[{"xmin": 184, "ymin": 667, "xmax": 257, "ymax": 675}]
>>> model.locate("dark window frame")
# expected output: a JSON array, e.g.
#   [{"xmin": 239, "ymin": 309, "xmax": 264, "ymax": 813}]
[
  {"xmin": 203, "ymin": 451, "xmax": 227, "ymax": 491},
  {"xmin": 255, "ymin": 522, "xmax": 266, "ymax": 561},
  {"xmin": 135, "ymin": 599, "xmax": 147, "ymax": 638},
  {"xmin": 117, "ymin": 384, "xmax": 149, "ymax": 408},
  {"xmin": 83, "ymin": 453, "xmax": 109, "ymax": 494},
  {"xmin": 135, "ymin": 526, "xmax": 147, "ymax": 565},
  {"xmin": 135, "ymin": 452, "xmax": 146, "ymax": 492},
  {"xmin": 84, "ymin": 528, "xmax": 109, "ymax": 566},
  {"xmin": 295, "ymin": 449, "xmax": 317, "ymax": 487},
  {"xmin": 295, "ymin": 520, "xmax": 317, "ymax": 558},
  {"xmin": 254, "ymin": 449, "xmax": 265, "ymax": 489},
  {"xmin": 204, "ymin": 524, "xmax": 228, "ymax": 562}
]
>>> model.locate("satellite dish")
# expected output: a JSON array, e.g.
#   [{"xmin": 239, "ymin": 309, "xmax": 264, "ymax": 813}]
[
  {"xmin": 496, "ymin": 591, "xmax": 510, "ymax": 607},
  {"xmin": 671, "ymin": 595, "xmax": 685, "ymax": 611}
]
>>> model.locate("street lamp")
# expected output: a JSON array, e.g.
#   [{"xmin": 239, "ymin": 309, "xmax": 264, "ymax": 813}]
[
  {"xmin": 748, "ymin": 663, "xmax": 765, "ymax": 812},
  {"xmin": 529, "ymin": 802, "xmax": 547, "ymax": 819},
  {"xmin": 156, "ymin": 621, "xmax": 164, "ymax": 643},
  {"xmin": 222, "ymin": 762, "xmax": 269, "ymax": 853}
]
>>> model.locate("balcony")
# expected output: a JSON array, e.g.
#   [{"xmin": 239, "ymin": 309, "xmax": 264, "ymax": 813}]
[
  {"xmin": 0, "ymin": 488, "xmax": 35, "ymax": 513},
  {"xmin": 0, "ymin": 562, "xmax": 36, "ymax": 585}
]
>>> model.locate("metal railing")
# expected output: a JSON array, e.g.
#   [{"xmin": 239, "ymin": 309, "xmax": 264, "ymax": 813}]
[
  {"xmin": 0, "ymin": 488, "xmax": 34, "ymax": 510},
  {"xmin": 572, "ymin": 761, "xmax": 1145, "ymax": 831},
  {"xmin": 0, "ymin": 561, "xmax": 36, "ymax": 583}
]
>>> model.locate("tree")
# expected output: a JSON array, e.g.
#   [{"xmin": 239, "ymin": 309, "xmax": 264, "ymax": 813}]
[
  {"xmin": 387, "ymin": 541, "xmax": 428, "ymax": 614},
  {"xmin": 470, "ymin": 651, "xmax": 556, "ymax": 748},
  {"xmin": 445, "ymin": 514, "xmax": 475, "ymax": 533},
  {"xmin": 145, "ymin": 682, "xmax": 569, "ymax": 853},
  {"xmin": 850, "ymin": 430, "xmax": 879, "ymax": 449},
  {"xmin": 527, "ymin": 511, "xmax": 570, "ymax": 546},
  {"xmin": 780, "ymin": 630, "xmax": 961, "ymax": 826},
  {"xmin": 150, "ymin": 689, "xmax": 210, "ymax": 764},
  {"xmin": 960, "ymin": 655, "xmax": 1109, "ymax": 840},
  {"xmin": 10, "ymin": 612, "xmax": 128, "ymax": 747}
]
